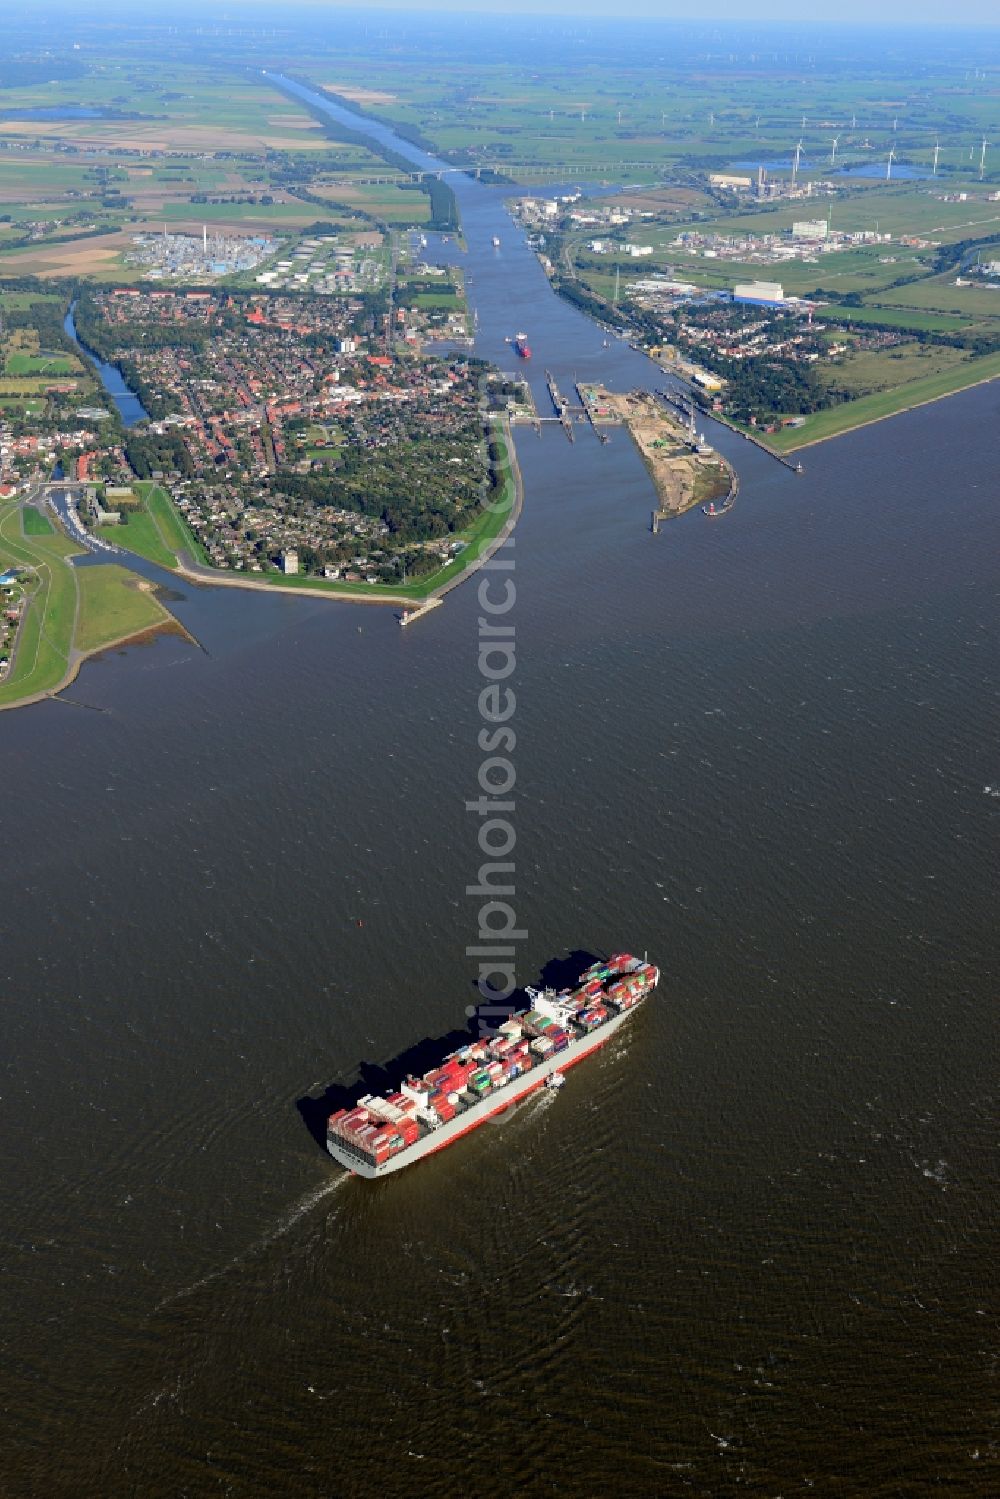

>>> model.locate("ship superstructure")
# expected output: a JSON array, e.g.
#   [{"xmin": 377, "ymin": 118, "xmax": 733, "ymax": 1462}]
[{"xmin": 326, "ymin": 954, "xmax": 658, "ymax": 1177}]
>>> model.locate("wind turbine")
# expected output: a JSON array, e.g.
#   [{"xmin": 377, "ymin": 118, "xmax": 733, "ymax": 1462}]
[
  {"xmin": 830, "ymin": 135, "xmax": 840, "ymax": 166},
  {"xmin": 886, "ymin": 147, "xmax": 896, "ymax": 181},
  {"xmin": 792, "ymin": 139, "xmax": 803, "ymax": 184},
  {"xmin": 933, "ymin": 139, "xmax": 941, "ymax": 175},
  {"xmin": 851, "ymin": 112, "xmax": 857, "ymax": 129},
  {"xmin": 801, "ymin": 114, "xmax": 807, "ymax": 129},
  {"xmin": 980, "ymin": 136, "xmax": 990, "ymax": 179}
]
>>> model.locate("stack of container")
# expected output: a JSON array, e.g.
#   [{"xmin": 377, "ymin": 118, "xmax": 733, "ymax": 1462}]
[
  {"xmin": 468, "ymin": 1069, "xmax": 492, "ymax": 1098},
  {"xmin": 328, "ymin": 1104, "xmax": 417, "ymax": 1165},
  {"xmin": 578, "ymin": 1003, "xmax": 609, "ymax": 1029},
  {"xmin": 432, "ymin": 1095, "xmax": 456, "ymax": 1124},
  {"xmin": 546, "ymin": 1025, "xmax": 570, "ymax": 1052}
]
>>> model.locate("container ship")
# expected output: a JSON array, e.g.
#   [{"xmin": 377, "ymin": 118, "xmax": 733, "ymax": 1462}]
[
  {"xmin": 326, "ymin": 953, "xmax": 658, "ymax": 1177},
  {"xmin": 514, "ymin": 331, "xmax": 532, "ymax": 359}
]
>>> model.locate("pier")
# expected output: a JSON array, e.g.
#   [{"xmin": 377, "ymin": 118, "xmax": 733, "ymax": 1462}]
[
  {"xmin": 701, "ymin": 465, "xmax": 740, "ymax": 519},
  {"xmin": 397, "ymin": 598, "xmax": 443, "ymax": 629},
  {"xmin": 700, "ymin": 409, "xmax": 804, "ymax": 474}
]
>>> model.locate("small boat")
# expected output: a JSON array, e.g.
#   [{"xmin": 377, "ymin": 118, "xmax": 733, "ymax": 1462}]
[
  {"xmin": 492, "ymin": 234, "xmax": 501, "ymax": 248},
  {"xmin": 545, "ymin": 1071, "xmax": 566, "ymax": 1091}
]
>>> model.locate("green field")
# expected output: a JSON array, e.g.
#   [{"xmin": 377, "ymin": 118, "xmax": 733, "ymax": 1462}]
[
  {"xmin": 873, "ymin": 275, "xmax": 1000, "ymax": 318},
  {"xmin": 97, "ymin": 510, "xmax": 176, "ymax": 569},
  {"xmin": 139, "ymin": 483, "xmax": 209, "ymax": 565},
  {"xmin": 0, "ymin": 291, "xmax": 62, "ymax": 311},
  {"xmin": 813, "ymin": 304, "xmax": 970, "ymax": 334},
  {"xmin": 5, "ymin": 352, "xmax": 78, "ymax": 376},
  {"xmin": 768, "ymin": 350, "xmax": 1000, "ymax": 450},
  {"xmin": 100, "ymin": 483, "xmax": 209, "ymax": 569},
  {"xmin": 0, "ymin": 499, "xmax": 80, "ymax": 705},
  {"xmin": 310, "ymin": 182, "xmax": 432, "ymax": 225},
  {"xmin": 823, "ymin": 342, "xmax": 970, "ymax": 396},
  {"xmin": 410, "ymin": 291, "xmax": 461, "ymax": 309},
  {"xmin": 95, "ymin": 481, "xmax": 202, "ymax": 569},
  {"xmin": 21, "ymin": 505, "xmax": 52, "ymax": 535},
  {"xmin": 98, "ymin": 485, "xmax": 208, "ymax": 566},
  {"xmin": 0, "ymin": 397, "xmax": 45, "ymax": 414},
  {"xmin": 74, "ymin": 564, "xmax": 169, "ymax": 652},
  {"xmin": 0, "ymin": 498, "xmax": 183, "ymax": 707}
]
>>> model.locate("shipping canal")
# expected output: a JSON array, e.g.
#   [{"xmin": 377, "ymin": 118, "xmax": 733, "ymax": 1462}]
[{"xmin": 2, "ymin": 74, "xmax": 998, "ymax": 1499}]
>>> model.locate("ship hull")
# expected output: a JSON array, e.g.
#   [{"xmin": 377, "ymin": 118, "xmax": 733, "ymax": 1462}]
[{"xmin": 326, "ymin": 996, "xmax": 644, "ymax": 1178}]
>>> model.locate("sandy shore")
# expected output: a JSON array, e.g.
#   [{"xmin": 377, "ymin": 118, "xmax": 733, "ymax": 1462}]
[{"xmin": 0, "ymin": 615, "xmax": 191, "ymax": 713}]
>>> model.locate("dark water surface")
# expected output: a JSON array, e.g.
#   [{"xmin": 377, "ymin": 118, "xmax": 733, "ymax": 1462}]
[
  {"xmin": 2, "ymin": 79, "xmax": 998, "ymax": 1499},
  {"xmin": 64, "ymin": 303, "xmax": 149, "ymax": 427}
]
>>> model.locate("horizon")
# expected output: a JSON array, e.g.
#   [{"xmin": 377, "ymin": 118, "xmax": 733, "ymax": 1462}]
[{"xmin": 10, "ymin": 3, "xmax": 1000, "ymax": 27}]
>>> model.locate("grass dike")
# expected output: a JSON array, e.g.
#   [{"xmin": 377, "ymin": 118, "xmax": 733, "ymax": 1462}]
[{"xmin": 0, "ymin": 498, "xmax": 193, "ymax": 712}]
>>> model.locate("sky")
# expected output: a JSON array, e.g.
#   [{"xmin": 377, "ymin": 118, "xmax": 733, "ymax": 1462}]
[
  {"xmin": 20, "ymin": 1, "xmax": 1000, "ymax": 22},
  {"xmin": 281, "ymin": 0, "xmax": 1000, "ymax": 22}
]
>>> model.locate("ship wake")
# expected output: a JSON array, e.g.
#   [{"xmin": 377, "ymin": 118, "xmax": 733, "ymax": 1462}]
[{"xmin": 154, "ymin": 1172, "xmax": 351, "ymax": 1314}]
